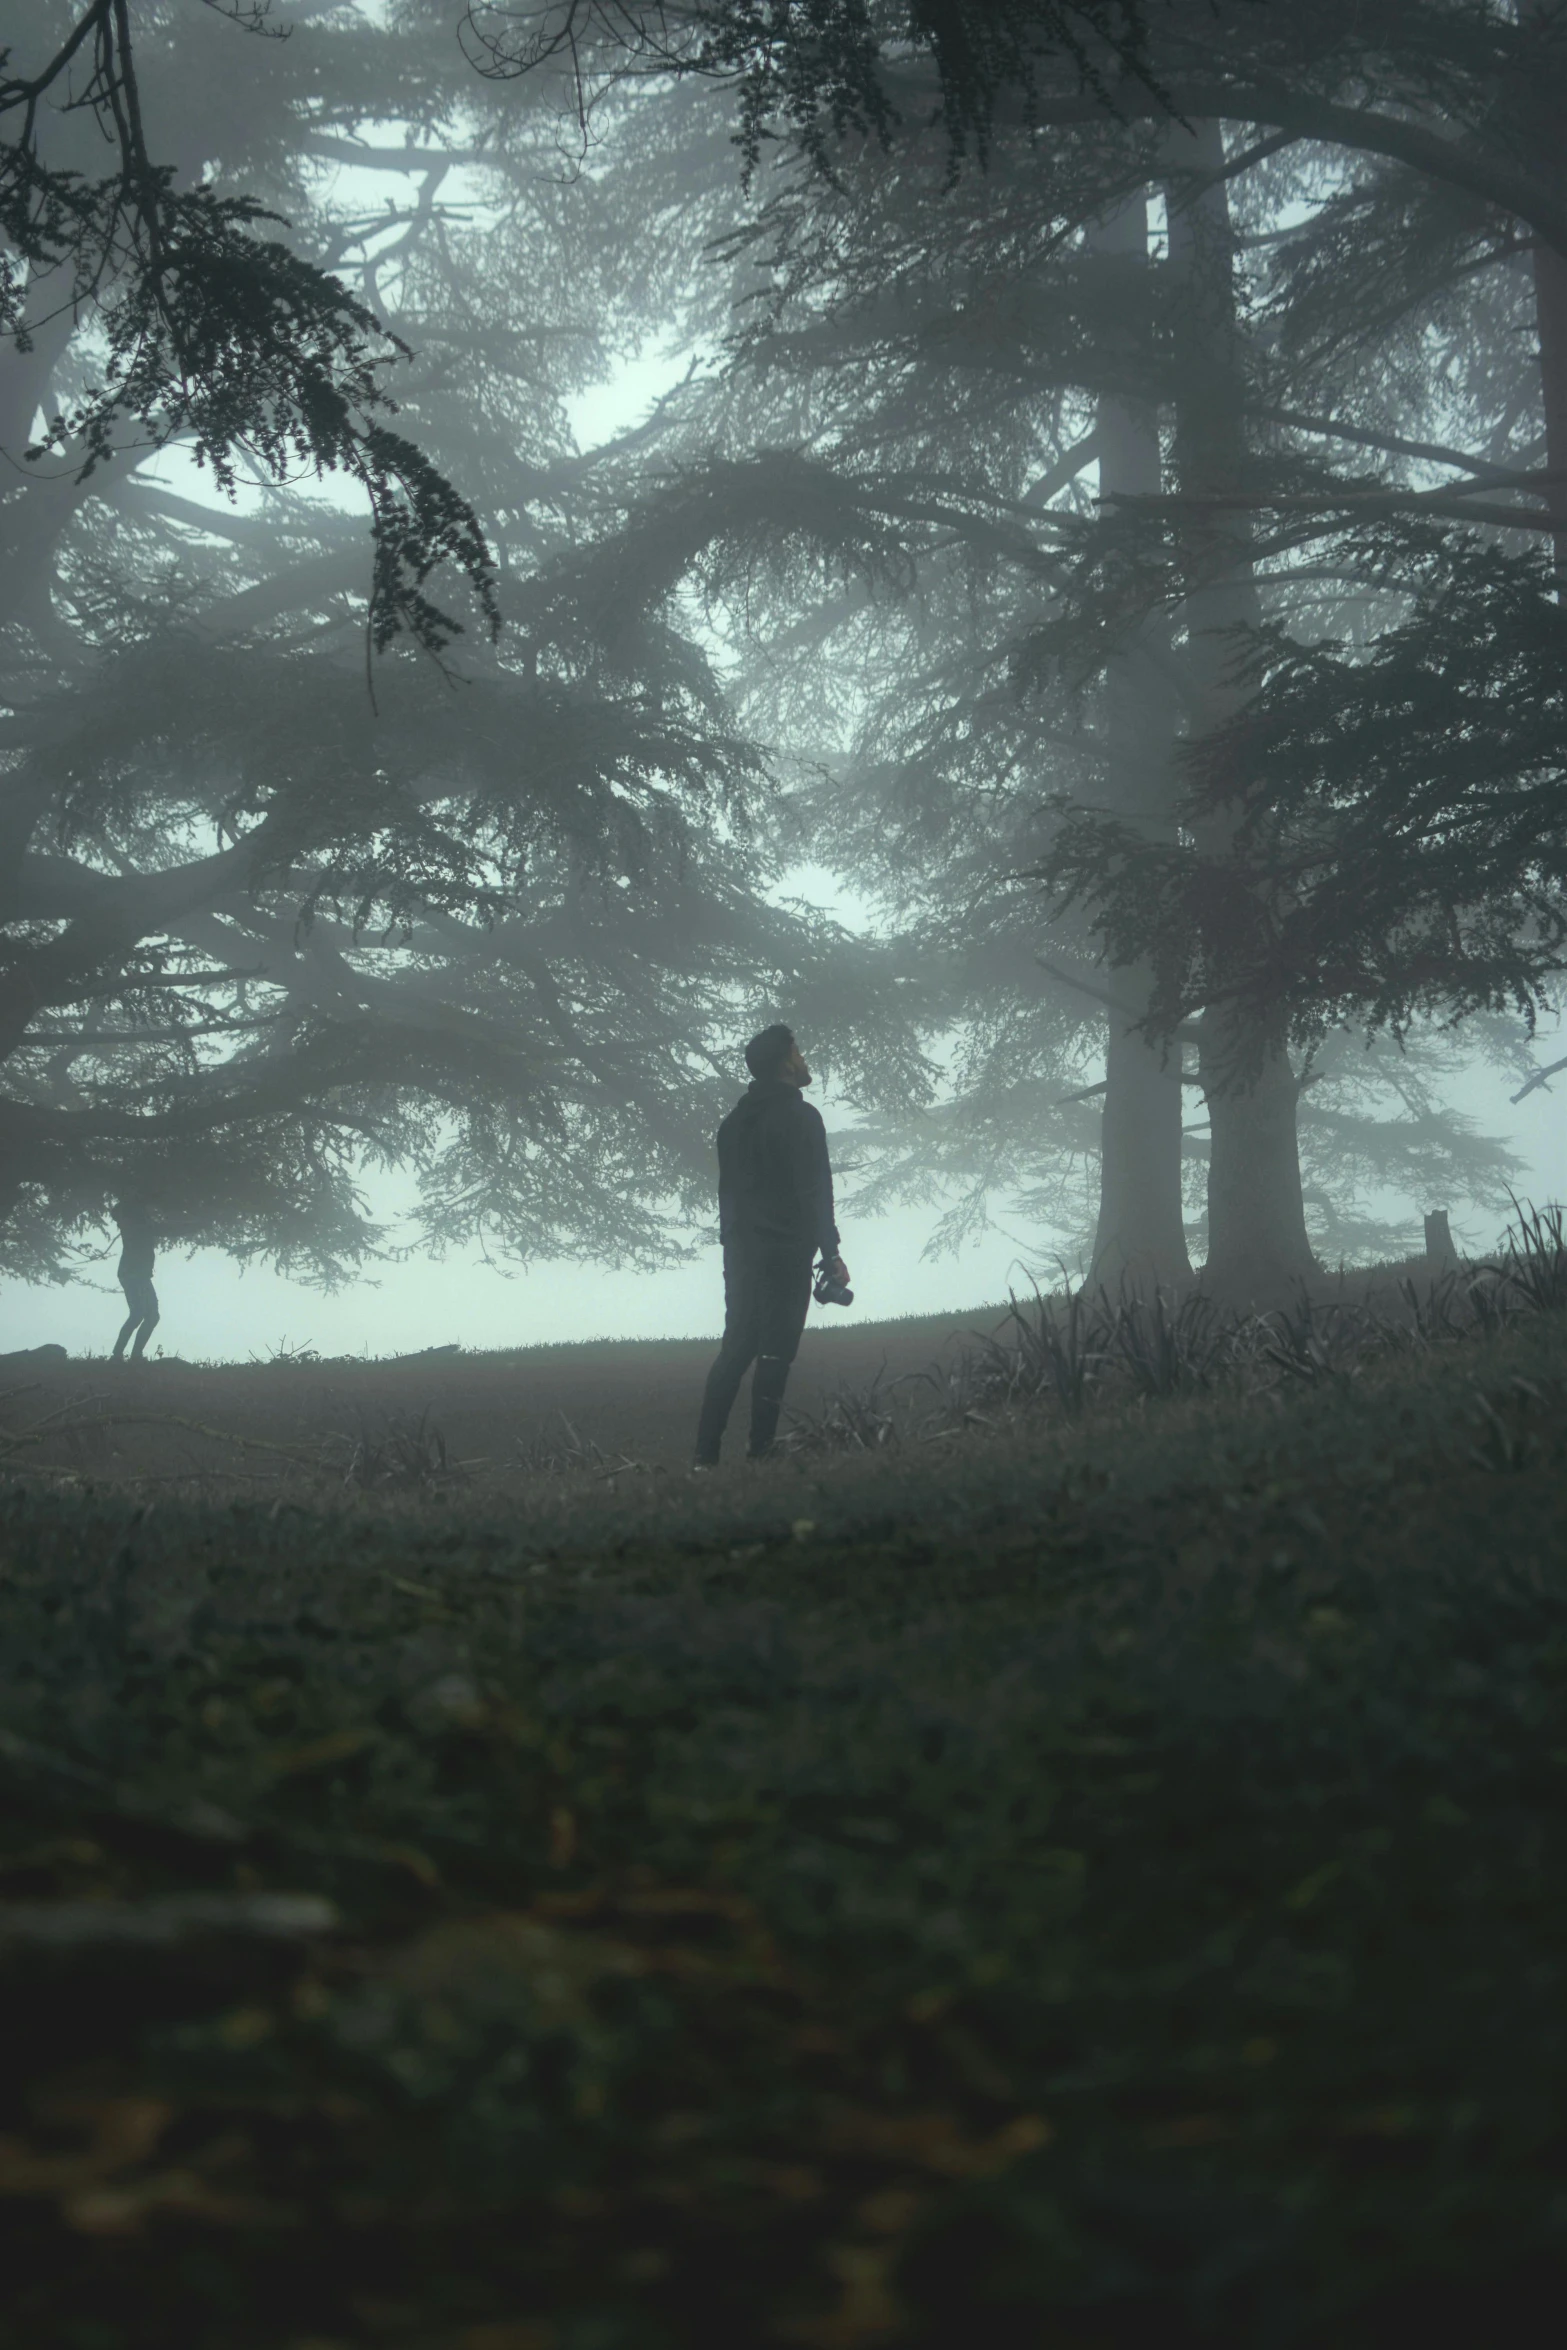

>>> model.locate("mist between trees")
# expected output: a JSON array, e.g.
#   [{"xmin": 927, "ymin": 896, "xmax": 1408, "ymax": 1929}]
[{"xmin": 4, "ymin": 0, "xmax": 1567, "ymax": 1324}]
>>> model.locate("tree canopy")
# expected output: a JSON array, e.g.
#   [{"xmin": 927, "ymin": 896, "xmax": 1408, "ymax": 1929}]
[
  {"xmin": 548, "ymin": 0, "xmax": 1560, "ymax": 1280},
  {"xmin": 5, "ymin": 0, "xmax": 1565, "ymax": 1310},
  {"xmin": 0, "ymin": 0, "xmax": 923, "ymax": 1290}
]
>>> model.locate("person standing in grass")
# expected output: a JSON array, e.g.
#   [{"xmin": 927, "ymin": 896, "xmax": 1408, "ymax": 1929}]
[
  {"xmin": 693, "ymin": 1025, "xmax": 850, "ymax": 1467},
  {"xmin": 110, "ymin": 1198, "xmax": 160, "ymax": 1363}
]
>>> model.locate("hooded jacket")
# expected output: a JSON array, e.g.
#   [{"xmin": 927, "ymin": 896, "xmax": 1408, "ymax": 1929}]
[{"xmin": 716, "ymin": 1079, "xmax": 840, "ymax": 1258}]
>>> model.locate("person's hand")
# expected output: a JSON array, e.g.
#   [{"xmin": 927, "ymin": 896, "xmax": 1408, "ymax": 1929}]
[{"xmin": 829, "ymin": 1254, "xmax": 849, "ymax": 1284}]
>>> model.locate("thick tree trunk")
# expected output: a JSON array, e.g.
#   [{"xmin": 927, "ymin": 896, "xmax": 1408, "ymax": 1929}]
[
  {"xmin": 1094, "ymin": 983, "xmax": 1193, "ymax": 1286},
  {"xmin": 1163, "ymin": 121, "xmax": 1316, "ymax": 1301},
  {"xmin": 1534, "ymin": 239, "xmax": 1567, "ymax": 573},
  {"xmin": 1520, "ymin": 0, "xmax": 1567, "ymax": 571},
  {"xmin": 1200, "ymin": 1006, "xmax": 1313, "ymax": 1301},
  {"xmin": 1087, "ymin": 196, "xmax": 1193, "ymax": 1291}
]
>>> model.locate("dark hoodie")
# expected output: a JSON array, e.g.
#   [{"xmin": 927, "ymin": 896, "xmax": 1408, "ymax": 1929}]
[{"xmin": 716, "ymin": 1079, "xmax": 840, "ymax": 1258}]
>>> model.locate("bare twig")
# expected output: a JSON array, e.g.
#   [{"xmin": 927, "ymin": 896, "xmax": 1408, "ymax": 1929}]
[
  {"xmin": 0, "ymin": 1405, "xmax": 315, "ymax": 1469},
  {"xmin": 1511, "ymin": 1051, "xmax": 1567, "ymax": 1104}
]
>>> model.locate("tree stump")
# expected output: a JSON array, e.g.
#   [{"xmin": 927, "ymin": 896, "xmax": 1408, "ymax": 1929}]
[{"xmin": 1424, "ymin": 1209, "xmax": 1459, "ymax": 1269}]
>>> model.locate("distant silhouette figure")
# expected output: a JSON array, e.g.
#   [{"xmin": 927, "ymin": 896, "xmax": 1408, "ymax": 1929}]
[
  {"xmin": 111, "ymin": 1201, "xmax": 159, "ymax": 1361},
  {"xmin": 693, "ymin": 1025, "xmax": 849, "ymax": 1467}
]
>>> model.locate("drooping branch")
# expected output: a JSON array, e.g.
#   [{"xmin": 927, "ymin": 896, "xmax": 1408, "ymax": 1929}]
[{"xmin": 0, "ymin": 0, "xmax": 499, "ymax": 657}]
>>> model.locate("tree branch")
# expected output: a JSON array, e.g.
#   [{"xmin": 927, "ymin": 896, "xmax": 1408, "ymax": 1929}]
[
  {"xmin": 1255, "ymin": 409, "xmax": 1541, "ymax": 482},
  {"xmin": 1510, "ymin": 1050, "xmax": 1567, "ymax": 1103}
]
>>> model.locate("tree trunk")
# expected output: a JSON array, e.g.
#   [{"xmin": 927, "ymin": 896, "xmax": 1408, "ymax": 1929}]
[
  {"xmin": 1087, "ymin": 195, "xmax": 1193, "ymax": 1291},
  {"xmin": 1523, "ymin": 0, "xmax": 1567, "ymax": 576},
  {"xmin": 1200, "ymin": 1004, "xmax": 1313, "ymax": 1300},
  {"xmin": 1094, "ymin": 989, "xmax": 1193, "ymax": 1287},
  {"xmin": 1163, "ymin": 121, "xmax": 1316, "ymax": 1301},
  {"xmin": 0, "ymin": 286, "xmax": 89, "ymax": 628},
  {"xmin": 1534, "ymin": 238, "xmax": 1567, "ymax": 573}
]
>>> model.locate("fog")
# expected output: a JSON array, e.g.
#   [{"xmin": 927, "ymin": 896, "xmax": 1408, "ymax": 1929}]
[
  {"xmin": 11, "ymin": 16, "xmax": 1567, "ymax": 2338},
  {"xmin": 6, "ymin": 1053, "xmax": 1566, "ymax": 1363},
  {"xmin": 5, "ymin": 0, "xmax": 1567, "ymax": 1360}
]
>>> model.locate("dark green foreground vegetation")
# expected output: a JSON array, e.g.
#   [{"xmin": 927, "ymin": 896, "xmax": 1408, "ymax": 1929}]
[{"xmin": 4, "ymin": 1307, "xmax": 1567, "ymax": 2348}]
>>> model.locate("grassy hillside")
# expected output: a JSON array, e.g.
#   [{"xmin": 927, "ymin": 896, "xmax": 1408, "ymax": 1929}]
[
  {"xmin": 0, "ymin": 1253, "xmax": 1475, "ymax": 1491},
  {"xmin": 2, "ymin": 1269, "xmax": 1567, "ymax": 2346},
  {"xmin": 0, "ymin": 1295, "xmax": 1024, "ymax": 1488}
]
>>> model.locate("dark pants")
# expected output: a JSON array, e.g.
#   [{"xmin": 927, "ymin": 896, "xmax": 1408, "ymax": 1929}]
[
  {"xmin": 113, "ymin": 1276, "xmax": 159, "ymax": 1361},
  {"xmin": 694, "ymin": 1243, "xmax": 813, "ymax": 1463}
]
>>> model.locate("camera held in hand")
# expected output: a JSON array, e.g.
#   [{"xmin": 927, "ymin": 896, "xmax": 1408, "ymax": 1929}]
[{"xmin": 813, "ymin": 1258, "xmax": 854, "ymax": 1309}]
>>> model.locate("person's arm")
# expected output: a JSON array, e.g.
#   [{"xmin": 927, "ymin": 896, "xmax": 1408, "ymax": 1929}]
[
  {"xmin": 716, "ymin": 1119, "xmax": 736, "ymax": 1244},
  {"xmin": 793, "ymin": 1102, "xmax": 842, "ymax": 1264}
]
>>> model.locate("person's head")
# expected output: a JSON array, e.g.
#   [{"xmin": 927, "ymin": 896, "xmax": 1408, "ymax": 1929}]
[{"xmin": 744, "ymin": 1023, "xmax": 811, "ymax": 1087}]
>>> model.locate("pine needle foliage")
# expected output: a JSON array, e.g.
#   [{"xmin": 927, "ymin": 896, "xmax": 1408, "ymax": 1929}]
[
  {"xmin": 0, "ymin": 7, "xmax": 926, "ymax": 1287},
  {"xmin": 1, "ymin": 0, "xmax": 497, "ymax": 656},
  {"xmin": 1045, "ymin": 528, "xmax": 1567, "ymax": 1058},
  {"xmin": 462, "ymin": 0, "xmax": 1162, "ymax": 176}
]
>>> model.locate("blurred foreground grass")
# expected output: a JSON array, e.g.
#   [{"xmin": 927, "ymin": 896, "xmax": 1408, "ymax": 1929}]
[{"xmin": 3, "ymin": 1309, "xmax": 1567, "ymax": 2348}]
